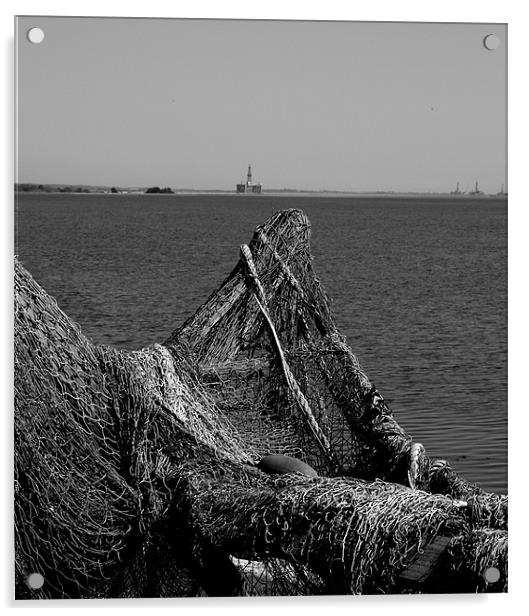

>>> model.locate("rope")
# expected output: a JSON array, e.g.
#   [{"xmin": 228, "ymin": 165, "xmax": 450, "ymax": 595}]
[{"xmin": 240, "ymin": 244, "xmax": 338, "ymax": 472}]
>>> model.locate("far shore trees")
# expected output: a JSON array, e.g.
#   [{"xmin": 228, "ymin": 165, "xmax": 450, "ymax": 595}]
[{"xmin": 145, "ymin": 186, "xmax": 174, "ymax": 194}]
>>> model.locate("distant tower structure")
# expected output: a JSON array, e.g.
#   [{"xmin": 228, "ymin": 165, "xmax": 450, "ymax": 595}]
[
  {"xmin": 469, "ymin": 181, "xmax": 483, "ymax": 196},
  {"xmin": 450, "ymin": 182, "xmax": 462, "ymax": 195},
  {"xmin": 236, "ymin": 164, "xmax": 262, "ymax": 194}
]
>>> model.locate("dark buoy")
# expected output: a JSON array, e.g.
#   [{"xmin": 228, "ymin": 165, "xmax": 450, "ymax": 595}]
[{"xmin": 257, "ymin": 454, "xmax": 318, "ymax": 478}]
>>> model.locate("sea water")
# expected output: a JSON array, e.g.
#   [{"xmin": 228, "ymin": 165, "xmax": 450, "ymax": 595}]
[{"xmin": 15, "ymin": 192, "xmax": 507, "ymax": 493}]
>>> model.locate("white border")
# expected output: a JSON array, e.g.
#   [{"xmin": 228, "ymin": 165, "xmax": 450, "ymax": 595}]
[{"xmin": 2, "ymin": 2, "xmax": 525, "ymax": 615}]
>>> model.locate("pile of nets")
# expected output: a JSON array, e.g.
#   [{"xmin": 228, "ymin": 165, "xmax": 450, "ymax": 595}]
[
  {"xmin": 14, "ymin": 209, "xmax": 507, "ymax": 598},
  {"xmin": 189, "ymin": 473, "xmax": 471, "ymax": 595}
]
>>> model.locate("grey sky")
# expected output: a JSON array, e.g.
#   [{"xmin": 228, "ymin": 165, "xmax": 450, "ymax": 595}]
[{"xmin": 16, "ymin": 17, "xmax": 506, "ymax": 192}]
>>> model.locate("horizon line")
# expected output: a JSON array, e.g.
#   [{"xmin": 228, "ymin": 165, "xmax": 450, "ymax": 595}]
[{"xmin": 14, "ymin": 181, "xmax": 508, "ymax": 195}]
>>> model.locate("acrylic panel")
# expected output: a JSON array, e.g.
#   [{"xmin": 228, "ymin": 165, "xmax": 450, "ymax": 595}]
[{"xmin": 14, "ymin": 16, "xmax": 507, "ymax": 599}]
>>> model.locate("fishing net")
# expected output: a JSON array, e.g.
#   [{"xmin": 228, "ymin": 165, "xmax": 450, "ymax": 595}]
[{"xmin": 14, "ymin": 208, "xmax": 507, "ymax": 599}]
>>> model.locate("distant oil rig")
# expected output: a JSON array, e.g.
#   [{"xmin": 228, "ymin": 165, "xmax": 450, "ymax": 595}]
[
  {"xmin": 236, "ymin": 165, "xmax": 262, "ymax": 194},
  {"xmin": 450, "ymin": 181, "xmax": 483, "ymax": 196},
  {"xmin": 468, "ymin": 181, "xmax": 484, "ymax": 196},
  {"xmin": 450, "ymin": 182, "xmax": 463, "ymax": 195}
]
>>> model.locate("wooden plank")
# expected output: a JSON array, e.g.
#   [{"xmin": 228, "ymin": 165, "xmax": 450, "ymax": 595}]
[{"xmin": 398, "ymin": 535, "xmax": 452, "ymax": 584}]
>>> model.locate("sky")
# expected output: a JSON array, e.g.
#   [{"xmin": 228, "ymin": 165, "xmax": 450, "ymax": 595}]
[{"xmin": 16, "ymin": 17, "xmax": 507, "ymax": 193}]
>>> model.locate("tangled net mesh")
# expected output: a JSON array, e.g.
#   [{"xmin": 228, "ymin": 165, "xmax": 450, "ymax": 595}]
[{"xmin": 14, "ymin": 209, "xmax": 507, "ymax": 598}]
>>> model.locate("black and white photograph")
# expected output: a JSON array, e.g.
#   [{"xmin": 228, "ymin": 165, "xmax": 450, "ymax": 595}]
[{"xmin": 13, "ymin": 14, "xmax": 507, "ymax": 600}]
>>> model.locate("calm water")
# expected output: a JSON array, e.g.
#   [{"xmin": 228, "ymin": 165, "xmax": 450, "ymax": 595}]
[{"xmin": 15, "ymin": 193, "xmax": 507, "ymax": 494}]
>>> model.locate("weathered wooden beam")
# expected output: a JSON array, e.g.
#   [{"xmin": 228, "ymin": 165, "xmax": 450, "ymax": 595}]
[{"xmin": 398, "ymin": 535, "xmax": 452, "ymax": 585}]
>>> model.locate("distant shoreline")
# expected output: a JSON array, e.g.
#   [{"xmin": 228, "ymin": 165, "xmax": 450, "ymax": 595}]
[{"xmin": 15, "ymin": 185, "xmax": 507, "ymax": 199}]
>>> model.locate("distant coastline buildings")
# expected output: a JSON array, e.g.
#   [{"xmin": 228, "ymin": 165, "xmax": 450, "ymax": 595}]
[{"xmin": 236, "ymin": 165, "xmax": 262, "ymax": 194}]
